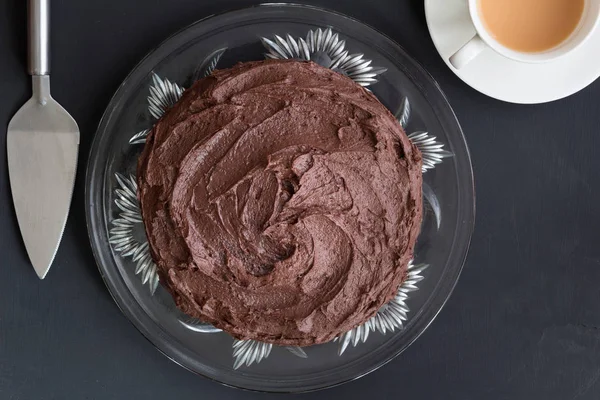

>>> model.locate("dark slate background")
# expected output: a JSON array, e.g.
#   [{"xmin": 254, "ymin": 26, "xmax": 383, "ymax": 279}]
[{"xmin": 2, "ymin": 0, "xmax": 600, "ymax": 399}]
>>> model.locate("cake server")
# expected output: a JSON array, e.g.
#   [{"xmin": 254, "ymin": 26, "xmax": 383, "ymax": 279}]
[{"xmin": 7, "ymin": 0, "xmax": 79, "ymax": 279}]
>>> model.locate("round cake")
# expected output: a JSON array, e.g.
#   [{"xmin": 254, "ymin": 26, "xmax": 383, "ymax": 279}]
[{"xmin": 137, "ymin": 59, "xmax": 423, "ymax": 346}]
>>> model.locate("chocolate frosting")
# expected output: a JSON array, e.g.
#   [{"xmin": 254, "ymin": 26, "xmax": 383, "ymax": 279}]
[{"xmin": 137, "ymin": 60, "xmax": 422, "ymax": 346}]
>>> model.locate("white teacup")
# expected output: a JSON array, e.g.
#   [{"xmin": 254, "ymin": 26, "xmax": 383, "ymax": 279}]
[{"xmin": 450, "ymin": 0, "xmax": 600, "ymax": 69}]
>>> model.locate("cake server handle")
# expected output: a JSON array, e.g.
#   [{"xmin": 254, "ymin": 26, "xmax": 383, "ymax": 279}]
[{"xmin": 28, "ymin": 0, "xmax": 50, "ymax": 76}]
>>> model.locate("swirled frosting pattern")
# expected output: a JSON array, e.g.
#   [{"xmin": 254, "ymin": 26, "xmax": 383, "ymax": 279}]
[{"xmin": 138, "ymin": 60, "xmax": 422, "ymax": 345}]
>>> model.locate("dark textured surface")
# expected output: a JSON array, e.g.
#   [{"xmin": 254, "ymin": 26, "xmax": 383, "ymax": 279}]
[{"xmin": 1, "ymin": 0, "xmax": 600, "ymax": 399}]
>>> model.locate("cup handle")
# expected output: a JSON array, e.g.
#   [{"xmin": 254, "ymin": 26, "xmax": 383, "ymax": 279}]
[{"xmin": 449, "ymin": 35, "xmax": 487, "ymax": 69}]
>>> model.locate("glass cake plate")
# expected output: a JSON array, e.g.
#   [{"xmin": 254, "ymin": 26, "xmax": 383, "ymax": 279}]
[{"xmin": 85, "ymin": 3, "xmax": 474, "ymax": 393}]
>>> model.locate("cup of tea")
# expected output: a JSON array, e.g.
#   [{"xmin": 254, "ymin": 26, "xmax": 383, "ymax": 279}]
[{"xmin": 450, "ymin": 0, "xmax": 600, "ymax": 69}]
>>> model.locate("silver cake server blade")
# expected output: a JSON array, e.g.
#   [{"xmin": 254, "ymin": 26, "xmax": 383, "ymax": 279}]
[{"xmin": 7, "ymin": 0, "xmax": 79, "ymax": 279}]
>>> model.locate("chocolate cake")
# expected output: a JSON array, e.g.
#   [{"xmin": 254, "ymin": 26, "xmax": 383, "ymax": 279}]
[{"xmin": 137, "ymin": 59, "xmax": 422, "ymax": 346}]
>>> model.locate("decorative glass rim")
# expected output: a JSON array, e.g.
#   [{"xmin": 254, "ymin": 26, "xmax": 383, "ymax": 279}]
[{"xmin": 85, "ymin": 3, "xmax": 475, "ymax": 392}]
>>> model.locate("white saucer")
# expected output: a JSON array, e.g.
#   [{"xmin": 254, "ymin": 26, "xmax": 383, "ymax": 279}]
[{"xmin": 425, "ymin": 0, "xmax": 600, "ymax": 104}]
